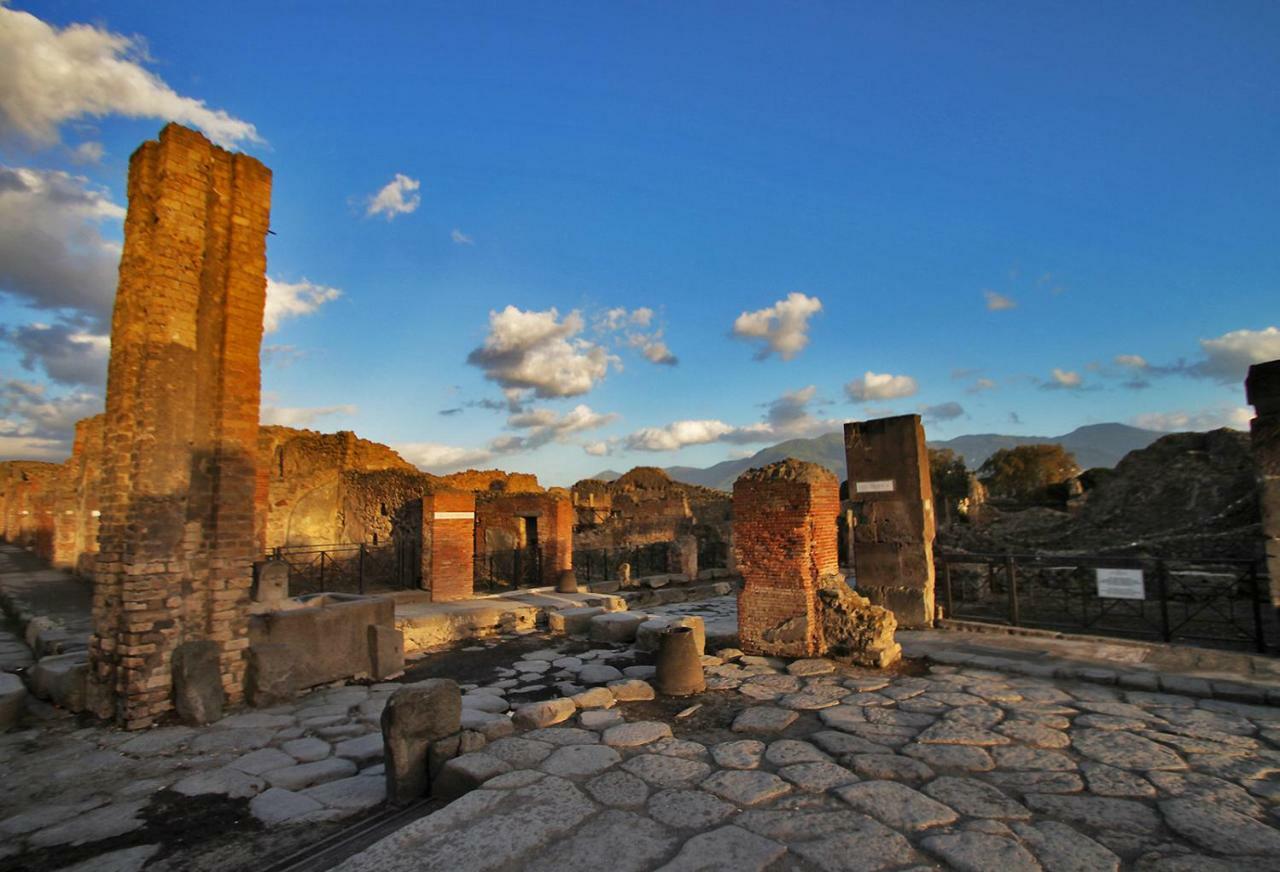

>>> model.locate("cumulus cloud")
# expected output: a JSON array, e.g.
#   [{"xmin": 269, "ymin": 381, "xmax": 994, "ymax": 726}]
[
  {"xmin": 1115, "ymin": 354, "xmax": 1148, "ymax": 369},
  {"xmin": 624, "ymin": 419, "xmax": 738, "ymax": 452},
  {"xmin": 467, "ymin": 306, "xmax": 620, "ymax": 403},
  {"xmin": 0, "ymin": 323, "xmax": 109, "ymax": 387},
  {"xmin": 450, "ymin": 228, "xmax": 473, "ymax": 245},
  {"xmin": 1042, "ymin": 368, "xmax": 1083, "ymax": 390},
  {"xmin": 622, "ymin": 385, "xmax": 837, "ymax": 453},
  {"xmin": 1192, "ymin": 327, "xmax": 1280, "ymax": 383},
  {"xmin": 69, "ymin": 141, "xmax": 104, "ymax": 164},
  {"xmin": 0, "ymin": 6, "xmax": 261, "ymax": 148},
  {"xmin": 845, "ymin": 371, "xmax": 918, "ymax": 402},
  {"xmin": 396, "ymin": 442, "xmax": 496, "ymax": 474},
  {"xmin": 731, "ymin": 292, "xmax": 822, "ymax": 361},
  {"xmin": 922, "ymin": 401, "xmax": 965, "ymax": 423},
  {"xmin": 366, "ymin": 174, "xmax": 421, "ymax": 220},
  {"xmin": 0, "ymin": 379, "xmax": 102, "ymax": 459},
  {"xmin": 503, "ymin": 403, "xmax": 617, "ymax": 451},
  {"xmin": 263, "ymin": 278, "xmax": 342, "ymax": 333},
  {"xmin": 260, "ymin": 404, "xmax": 357, "ymax": 428},
  {"xmin": 595, "ymin": 306, "xmax": 677, "ymax": 366},
  {"xmin": 984, "ymin": 290, "xmax": 1017, "ymax": 311},
  {"xmin": 966, "ymin": 378, "xmax": 997, "ymax": 394},
  {"xmin": 1132, "ymin": 407, "xmax": 1252, "ymax": 432},
  {"xmin": 583, "ymin": 441, "xmax": 610, "ymax": 457},
  {"xmin": 0, "ymin": 165, "xmax": 124, "ymax": 324}
]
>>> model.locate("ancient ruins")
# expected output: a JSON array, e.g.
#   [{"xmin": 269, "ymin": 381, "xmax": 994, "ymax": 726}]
[{"xmin": 3, "ymin": 123, "xmax": 1280, "ymax": 871}]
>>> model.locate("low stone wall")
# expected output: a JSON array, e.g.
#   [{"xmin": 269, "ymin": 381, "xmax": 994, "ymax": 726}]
[{"xmin": 248, "ymin": 593, "xmax": 399, "ymax": 690}]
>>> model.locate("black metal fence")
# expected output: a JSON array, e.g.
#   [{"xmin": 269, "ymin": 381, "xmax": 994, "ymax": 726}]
[
  {"xmin": 936, "ymin": 550, "xmax": 1274, "ymax": 653},
  {"xmin": 272, "ymin": 542, "xmax": 411, "ymax": 597},
  {"xmin": 474, "ymin": 546, "xmax": 543, "ymax": 593},
  {"xmin": 573, "ymin": 542, "xmax": 671, "ymax": 584}
]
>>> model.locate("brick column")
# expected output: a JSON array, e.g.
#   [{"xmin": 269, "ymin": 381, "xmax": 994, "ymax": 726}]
[
  {"xmin": 1247, "ymin": 360, "xmax": 1280, "ymax": 611},
  {"xmin": 542, "ymin": 494, "xmax": 575, "ymax": 585},
  {"xmin": 733, "ymin": 459, "xmax": 840, "ymax": 658},
  {"xmin": 422, "ymin": 490, "xmax": 476, "ymax": 601},
  {"xmin": 90, "ymin": 124, "xmax": 272, "ymax": 728},
  {"xmin": 844, "ymin": 415, "xmax": 936, "ymax": 629}
]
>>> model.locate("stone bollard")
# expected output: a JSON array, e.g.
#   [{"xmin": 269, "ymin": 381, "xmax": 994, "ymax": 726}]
[
  {"xmin": 382, "ymin": 679, "xmax": 462, "ymax": 804},
  {"xmin": 556, "ymin": 569, "xmax": 579, "ymax": 594},
  {"xmin": 172, "ymin": 640, "xmax": 224, "ymax": 725},
  {"xmin": 253, "ymin": 560, "xmax": 290, "ymax": 605},
  {"xmin": 654, "ymin": 626, "xmax": 706, "ymax": 697},
  {"xmin": 619, "ymin": 563, "xmax": 632, "ymax": 587}
]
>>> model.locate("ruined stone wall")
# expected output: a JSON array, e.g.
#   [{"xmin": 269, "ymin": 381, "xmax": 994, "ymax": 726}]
[
  {"xmin": 90, "ymin": 124, "xmax": 271, "ymax": 728},
  {"xmin": 733, "ymin": 459, "xmax": 840, "ymax": 658},
  {"xmin": 570, "ymin": 467, "xmax": 730, "ymax": 551},
  {"xmin": 0, "ymin": 461, "xmax": 59, "ymax": 547},
  {"xmin": 52, "ymin": 414, "xmax": 105, "ymax": 572},
  {"xmin": 475, "ymin": 490, "xmax": 574, "ymax": 585},
  {"xmin": 1247, "ymin": 360, "xmax": 1280, "ymax": 607},
  {"xmin": 845, "ymin": 415, "xmax": 937, "ymax": 629},
  {"xmin": 438, "ymin": 469, "xmax": 542, "ymax": 494}
]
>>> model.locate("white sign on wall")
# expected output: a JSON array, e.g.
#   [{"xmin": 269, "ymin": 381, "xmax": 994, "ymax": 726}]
[
  {"xmin": 433, "ymin": 511, "xmax": 475, "ymax": 520},
  {"xmin": 1095, "ymin": 568, "xmax": 1145, "ymax": 600},
  {"xmin": 855, "ymin": 480, "xmax": 895, "ymax": 494}
]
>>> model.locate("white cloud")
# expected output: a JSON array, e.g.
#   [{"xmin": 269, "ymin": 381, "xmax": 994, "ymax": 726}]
[
  {"xmin": 984, "ymin": 290, "xmax": 1017, "ymax": 311},
  {"xmin": 467, "ymin": 306, "xmax": 620, "ymax": 402},
  {"xmin": 624, "ymin": 419, "xmax": 737, "ymax": 452},
  {"xmin": 0, "ymin": 6, "xmax": 261, "ymax": 148},
  {"xmin": 595, "ymin": 306, "xmax": 676, "ymax": 365},
  {"xmin": 366, "ymin": 174, "xmax": 421, "ymax": 220},
  {"xmin": 845, "ymin": 371, "xmax": 918, "ymax": 402},
  {"xmin": 966, "ymin": 378, "xmax": 997, "ymax": 394},
  {"xmin": 1115, "ymin": 354, "xmax": 1148, "ymax": 369},
  {"xmin": 922, "ymin": 401, "xmax": 965, "ymax": 423},
  {"xmin": 732, "ymin": 292, "xmax": 822, "ymax": 361},
  {"xmin": 1194, "ymin": 326, "xmax": 1280, "ymax": 383},
  {"xmin": 260, "ymin": 404, "xmax": 357, "ymax": 428},
  {"xmin": 397, "ymin": 442, "xmax": 495, "ymax": 474},
  {"xmin": 504, "ymin": 403, "xmax": 617, "ymax": 451},
  {"xmin": 0, "ymin": 165, "xmax": 124, "ymax": 323},
  {"xmin": 0, "ymin": 379, "xmax": 102, "ymax": 459},
  {"xmin": 1132, "ymin": 407, "xmax": 1252, "ymax": 432},
  {"xmin": 450, "ymin": 228, "xmax": 473, "ymax": 245},
  {"xmin": 583, "ymin": 440, "xmax": 610, "ymax": 457},
  {"xmin": 263, "ymin": 278, "xmax": 342, "ymax": 333},
  {"xmin": 1045, "ymin": 368, "xmax": 1083, "ymax": 390},
  {"xmin": 69, "ymin": 141, "xmax": 104, "ymax": 164},
  {"xmin": 623, "ymin": 385, "xmax": 837, "ymax": 453},
  {"xmin": 0, "ymin": 323, "xmax": 109, "ymax": 386}
]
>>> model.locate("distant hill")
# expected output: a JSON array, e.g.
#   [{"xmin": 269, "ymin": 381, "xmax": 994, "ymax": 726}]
[{"xmin": 591, "ymin": 424, "xmax": 1164, "ymax": 492}]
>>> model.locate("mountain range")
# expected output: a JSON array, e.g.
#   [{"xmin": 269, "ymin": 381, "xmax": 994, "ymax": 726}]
[{"xmin": 591, "ymin": 423, "xmax": 1165, "ymax": 492}]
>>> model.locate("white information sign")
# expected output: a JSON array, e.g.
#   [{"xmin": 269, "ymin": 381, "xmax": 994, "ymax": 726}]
[
  {"xmin": 1095, "ymin": 568, "xmax": 1145, "ymax": 600},
  {"xmin": 433, "ymin": 511, "xmax": 475, "ymax": 520},
  {"xmin": 855, "ymin": 480, "xmax": 895, "ymax": 494}
]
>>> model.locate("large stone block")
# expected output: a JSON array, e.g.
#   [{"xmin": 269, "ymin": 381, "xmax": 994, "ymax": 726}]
[
  {"xmin": 368, "ymin": 624, "xmax": 404, "ymax": 679},
  {"xmin": 246, "ymin": 643, "xmax": 298, "ymax": 708},
  {"xmin": 549, "ymin": 606, "xmax": 604, "ymax": 635},
  {"xmin": 589, "ymin": 612, "xmax": 647, "ymax": 643},
  {"xmin": 0, "ymin": 672, "xmax": 27, "ymax": 731},
  {"xmin": 31, "ymin": 652, "xmax": 88, "ymax": 712},
  {"xmin": 381, "ymin": 679, "xmax": 462, "ymax": 804},
  {"xmin": 172, "ymin": 640, "xmax": 224, "ymax": 725}
]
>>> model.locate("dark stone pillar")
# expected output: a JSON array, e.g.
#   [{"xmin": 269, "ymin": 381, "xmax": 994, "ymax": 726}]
[{"xmin": 1246, "ymin": 360, "xmax": 1280, "ymax": 611}]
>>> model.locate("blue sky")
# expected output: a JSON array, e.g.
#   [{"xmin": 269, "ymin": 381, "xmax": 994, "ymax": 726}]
[{"xmin": 1, "ymin": 1, "xmax": 1277, "ymax": 485}]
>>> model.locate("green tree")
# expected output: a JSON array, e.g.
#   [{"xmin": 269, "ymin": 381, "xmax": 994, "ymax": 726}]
[
  {"xmin": 978, "ymin": 444, "xmax": 1080, "ymax": 501},
  {"xmin": 928, "ymin": 448, "xmax": 969, "ymax": 525}
]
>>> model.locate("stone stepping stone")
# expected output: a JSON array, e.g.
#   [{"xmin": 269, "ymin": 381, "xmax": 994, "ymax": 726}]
[
  {"xmin": 1010, "ymin": 820, "xmax": 1120, "ymax": 872},
  {"xmin": 579, "ymin": 664, "xmax": 625, "ymax": 686},
  {"xmin": 849, "ymin": 753, "xmax": 935, "ymax": 784},
  {"xmin": 250, "ymin": 787, "xmax": 324, "ymax": 826},
  {"xmin": 282, "ymin": 737, "xmax": 331, "ymax": 763},
  {"xmin": 648, "ymin": 788, "xmax": 737, "ymax": 829},
  {"xmin": 579, "ymin": 709, "xmax": 624, "ymax": 730},
  {"xmin": 603, "ymin": 721, "xmax": 672, "ymax": 748},
  {"xmin": 1072, "ymin": 729, "xmax": 1187, "ymax": 771},
  {"xmin": 571, "ymin": 687, "xmax": 615, "ymax": 709},
  {"xmin": 172, "ymin": 767, "xmax": 264, "ymax": 799},
  {"xmin": 777, "ymin": 761, "xmax": 859, "ymax": 792},
  {"xmin": 486, "ymin": 737, "xmax": 555, "ymax": 768},
  {"xmin": 731, "ymin": 706, "xmax": 797, "ymax": 735},
  {"xmin": 540, "ymin": 743, "xmax": 622, "ymax": 778},
  {"xmin": 334, "ymin": 732, "xmax": 383, "ymax": 765},
  {"xmin": 763, "ymin": 739, "xmax": 830, "ymax": 767},
  {"xmin": 586, "ymin": 770, "xmax": 650, "ymax": 808},
  {"xmin": 462, "ymin": 694, "xmax": 509, "ymax": 714},
  {"xmin": 608, "ymin": 679, "xmax": 655, "ymax": 701},
  {"xmin": 701, "ymin": 770, "xmax": 792, "ymax": 806},
  {"xmin": 302, "ymin": 774, "xmax": 386, "ymax": 811},
  {"xmin": 924, "ymin": 776, "xmax": 1030, "ymax": 819},
  {"xmin": 901, "ymin": 743, "xmax": 995, "ymax": 772},
  {"xmin": 921, "ymin": 831, "xmax": 1040, "ymax": 872},
  {"xmin": 264, "ymin": 757, "xmax": 358, "ymax": 791},
  {"xmin": 738, "ymin": 684, "xmax": 782, "ymax": 702},
  {"xmin": 835, "ymin": 780, "xmax": 959, "ymax": 831},
  {"xmin": 622, "ymin": 754, "xmax": 713, "ymax": 789},
  {"xmin": 712, "ymin": 740, "xmax": 765, "ymax": 770},
  {"xmin": 1024, "ymin": 793, "xmax": 1160, "ymax": 834},
  {"xmin": 513, "ymin": 698, "xmax": 576, "ymax": 730},
  {"xmin": 514, "ymin": 661, "xmax": 552, "ymax": 674},
  {"xmin": 642, "ymin": 738, "xmax": 708, "ymax": 760},
  {"xmin": 657, "ymin": 824, "xmax": 785, "ymax": 872},
  {"xmin": 787, "ymin": 658, "xmax": 836, "ymax": 677}
]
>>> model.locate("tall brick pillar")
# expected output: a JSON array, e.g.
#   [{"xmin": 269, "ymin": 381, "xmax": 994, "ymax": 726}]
[
  {"xmin": 422, "ymin": 490, "xmax": 476, "ymax": 601},
  {"xmin": 543, "ymin": 493, "xmax": 575, "ymax": 585},
  {"xmin": 90, "ymin": 124, "xmax": 272, "ymax": 728},
  {"xmin": 733, "ymin": 459, "xmax": 841, "ymax": 658},
  {"xmin": 1247, "ymin": 360, "xmax": 1280, "ymax": 612},
  {"xmin": 844, "ymin": 415, "xmax": 936, "ymax": 628}
]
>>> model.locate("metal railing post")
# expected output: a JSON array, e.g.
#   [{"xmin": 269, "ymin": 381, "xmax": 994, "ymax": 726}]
[
  {"xmin": 1250, "ymin": 562, "xmax": 1267, "ymax": 654},
  {"xmin": 358, "ymin": 543, "xmax": 366, "ymax": 595},
  {"xmin": 1005, "ymin": 554, "xmax": 1019, "ymax": 626},
  {"xmin": 943, "ymin": 558, "xmax": 953, "ymax": 620},
  {"xmin": 1155, "ymin": 559, "xmax": 1172, "ymax": 643},
  {"xmin": 319, "ymin": 550, "xmax": 326, "ymax": 592}
]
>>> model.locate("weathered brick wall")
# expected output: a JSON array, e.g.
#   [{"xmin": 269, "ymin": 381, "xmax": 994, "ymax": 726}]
[
  {"xmin": 51, "ymin": 414, "xmax": 105, "ymax": 571},
  {"xmin": 845, "ymin": 415, "xmax": 937, "ymax": 629},
  {"xmin": 422, "ymin": 490, "xmax": 476, "ymax": 601},
  {"xmin": 438, "ymin": 469, "xmax": 542, "ymax": 493},
  {"xmin": 90, "ymin": 124, "xmax": 272, "ymax": 728},
  {"xmin": 570, "ymin": 467, "xmax": 730, "ymax": 551},
  {"xmin": 1247, "ymin": 360, "xmax": 1280, "ymax": 607},
  {"xmin": 475, "ymin": 490, "xmax": 574, "ymax": 585},
  {"xmin": 0, "ymin": 462, "xmax": 59, "ymax": 546},
  {"xmin": 733, "ymin": 459, "xmax": 840, "ymax": 657}
]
